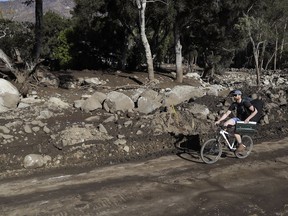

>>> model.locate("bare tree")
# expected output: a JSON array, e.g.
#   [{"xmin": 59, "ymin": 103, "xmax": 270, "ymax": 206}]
[
  {"xmin": 174, "ymin": 20, "xmax": 183, "ymax": 83},
  {"xmin": 0, "ymin": 0, "xmax": 43, "ymax": 95},
  {"xmin": 0, "ymin": 47, "xmax": 42, "ymax": 96},
  {"xmin": 135, "ymin": 0, "xmax": 154, "ymax": 81},
  {"xmin": 236, "ymin": 14, "xmax": 269, "ymax": 86},
  {"xmin": 279, "ymin": 21, "xmax": 287, "ymax": 60}
]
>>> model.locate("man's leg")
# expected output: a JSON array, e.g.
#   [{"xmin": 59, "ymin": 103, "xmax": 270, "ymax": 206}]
[
  {"xmin": 235, "ymin": 133, "xmax": 245, "ymax": 152},
  {"xmin": 234, "ymin": 133, "xmax": 242, "ymax": 144},
  {"xmin": 223, "ymin": 119, "xmax": 235, "ymax": 127},
  {"xmin": 225, "ymin": 118, "xmax": 245, "ymax": 152}
]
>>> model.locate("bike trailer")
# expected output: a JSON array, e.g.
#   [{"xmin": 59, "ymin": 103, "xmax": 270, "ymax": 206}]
[{"xmin": 235, "ymin": 121, "xmax": 258, "ymax": 134}]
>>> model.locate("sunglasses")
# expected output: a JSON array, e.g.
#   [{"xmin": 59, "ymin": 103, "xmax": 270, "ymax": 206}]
[{"xmin": 232, "ymin": 94, "xmax": 238, "ymax": 97}]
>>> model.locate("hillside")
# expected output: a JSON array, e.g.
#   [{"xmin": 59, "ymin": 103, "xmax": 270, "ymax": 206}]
[
  {"xmin": 0, "ymin": 0, "xmax": 75, "ymax": 22},
  {"xmin": 0, "ymin": 68, "xmax": 287, "ymax": 178}
]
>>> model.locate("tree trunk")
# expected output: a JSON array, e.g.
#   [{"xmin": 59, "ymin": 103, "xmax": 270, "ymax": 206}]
[
  {"xmin": 265, "ymin": 51, "xmax": 276, "ymax": 70},
  {"xmin": 274, "ymin": 37, "xmax": 278, "ymax": 70},
  {"xmin": 259, "ymin": 41, "xmax": 266, "ymax": 70},
  {"xmin": 250, "ymin": 36, "xmax": 261, "ymax": 86},
  {"xmin": 253, "ymin": 48, "xmax": 261, "ymax": 86},
  {"xmin": 279, "ymin": 22, "xmax": 287, "ymax": 60},
  {"xmin": 136, "ymin": 0, "xmax": 154, "ymax": 81},
  {"xmin": 255, "ymin": 60, "xmax": 261, "ymax": 86},
  {"xmin": 33, "ymin": 0, "xmax": 43, "ymax": 62},
  {"xmin": 120, "ymin": 35, "xmax": 129, "ymax": 70},
  {"xmin": 174, "ymin": 21, "xmax": 183, "ymax": 83}
]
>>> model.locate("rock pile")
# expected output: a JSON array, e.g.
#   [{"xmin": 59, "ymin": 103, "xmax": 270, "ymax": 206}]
[{"xmin": 0, "ymin": 70, "xmax": 287, "ymax": 172}]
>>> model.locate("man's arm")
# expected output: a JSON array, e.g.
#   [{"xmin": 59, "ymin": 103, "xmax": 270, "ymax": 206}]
[
  {"xmin": 244, "ymin": 105, "xmax": 258, "ymax": 123},
  {"xmin": 215, "ymin": 110, "xmax": 232, "ymax": 125}
]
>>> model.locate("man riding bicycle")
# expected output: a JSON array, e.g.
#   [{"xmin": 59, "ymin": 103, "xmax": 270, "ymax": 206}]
[{"xmin": 215, "ymin": 90, "xmax": 258, "ymax": 153}]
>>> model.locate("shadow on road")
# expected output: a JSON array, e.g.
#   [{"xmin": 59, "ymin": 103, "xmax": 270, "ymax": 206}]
[{"xmin": 171, "ymin": 133, "xmax": 203, "ymax": 163}]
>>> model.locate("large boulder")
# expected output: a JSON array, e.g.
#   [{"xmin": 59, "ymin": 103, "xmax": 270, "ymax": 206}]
[
  {"xmin": 137, "ymin": 97, "xmax": 162, "ymax": 114},
  {"xmin": 103, "ymin": 91, "xmax": 134, "ymax": 113},
  {"xmin": 188, "ymin": 103, "xmax": 210, "ymax": 120},
  {"xmin": 0, "ymin": 79, "xmax": 20, "ymax": 112},
  {"xmin": 163, "ymin": 85, "xmax": 206, "ymax": 106},
  {"xmin": 136, "ymin": 89, "xmax": 163, "ymax": 114},
  {"xmin": 80, "ymin": 92, "xmax": 106, "ymax": 112}
]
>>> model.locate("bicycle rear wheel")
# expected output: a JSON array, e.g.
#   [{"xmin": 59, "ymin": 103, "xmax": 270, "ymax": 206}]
[
  {"xmin": 235, "ymin": 135, "xmax": 253, "ymax": 159},
  {"xmin": 200, "ymin": 138, "xmax": 222, "ymax": 164}
]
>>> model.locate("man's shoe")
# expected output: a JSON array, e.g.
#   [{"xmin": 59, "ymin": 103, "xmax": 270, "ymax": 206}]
[{"xmin": 236, "ymin": 143, "xmax": 245, "ymax": 153}]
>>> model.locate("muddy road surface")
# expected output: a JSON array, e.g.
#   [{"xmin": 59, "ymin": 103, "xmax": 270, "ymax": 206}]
[{"xmin": 1, "ymin": 137, "xmax": 288, "ymax": 216}]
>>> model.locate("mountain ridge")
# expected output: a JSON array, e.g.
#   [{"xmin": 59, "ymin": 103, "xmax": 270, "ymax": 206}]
[{"xmin": 0, "ymin": 0, "xmax": 75, "ymax": 22}]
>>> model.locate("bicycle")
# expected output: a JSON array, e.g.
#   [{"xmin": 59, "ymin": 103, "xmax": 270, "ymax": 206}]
[{"xmin": 200, "ymin": 121, "xmax": 256, "ymax": 164}]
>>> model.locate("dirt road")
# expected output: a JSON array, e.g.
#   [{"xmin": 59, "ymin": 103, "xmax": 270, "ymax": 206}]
[{"xmin": 1, "ymin": 137, "xmax": 288, "ymax": 216}]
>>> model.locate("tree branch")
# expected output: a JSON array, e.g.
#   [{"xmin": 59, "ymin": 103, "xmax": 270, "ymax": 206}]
[
  {"xmin": 147, "ymin": 0, "xmax": 168, "ymax": 4},
  {"xmin": 0, "ymin": 49, "xmax": 15, "ymax": 71},
  {"xmin": 0, "ymin": 27, "xmax": 8, "ymax": 39},
  {"xmin": 246, "ymin": 4, "xmax": 254, "ymax": 15}
]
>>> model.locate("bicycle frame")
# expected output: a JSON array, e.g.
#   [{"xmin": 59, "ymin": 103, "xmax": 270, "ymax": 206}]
[{"xmin": 218, "ymin": 129, "xmax": 236, "ymax": 151}]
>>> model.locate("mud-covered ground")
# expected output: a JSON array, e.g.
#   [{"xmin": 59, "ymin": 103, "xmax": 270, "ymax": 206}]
[
  {"xmin": 2, "ymin": 137, "xmax": 288, "ymax": 216},
  {"xmin": 0, "ymin": 69, "xmax": 288, "ymax": 179}
]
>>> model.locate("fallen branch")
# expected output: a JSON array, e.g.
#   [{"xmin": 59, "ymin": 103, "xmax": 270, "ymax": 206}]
[{"xmin": 0, "ymin": 49, "xmax": 15, "ymax": 72}]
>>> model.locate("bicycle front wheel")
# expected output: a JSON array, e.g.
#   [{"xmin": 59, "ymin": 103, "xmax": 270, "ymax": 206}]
[
  {"xmin": 200, "ymin": 138, "xmax": 222, "ymax": 164},
  {"xmin": 235, "ymin": 135, "xmax": 253, "ymax": 159}
]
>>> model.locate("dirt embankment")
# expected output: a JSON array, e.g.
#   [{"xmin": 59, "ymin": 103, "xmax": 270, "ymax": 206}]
[{"xmin": 0, "ymin": 69, "xmax": 287, "ymax": 179}]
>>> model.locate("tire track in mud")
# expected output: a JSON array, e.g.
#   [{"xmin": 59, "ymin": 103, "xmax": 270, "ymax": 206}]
[{"xmin": 1, "ymin": 137, "xmax": 288, "ymax": 216}]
